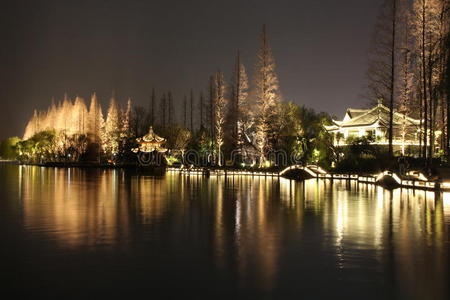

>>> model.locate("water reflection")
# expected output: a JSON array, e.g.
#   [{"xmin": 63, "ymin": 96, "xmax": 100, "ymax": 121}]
[{"xmin": 11, "ymin": 165, "xmax": 449, "ymax": 298}]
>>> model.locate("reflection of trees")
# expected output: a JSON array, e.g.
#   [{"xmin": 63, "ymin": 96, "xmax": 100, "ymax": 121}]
[
  {"xmin": 17, "ymin": 168, "xmax": 449, "ymax": 297},
  {"xmin": 211, "ymin": 177, "xmax": 303, "ymax": 291},
  {"xmin": 19, "ymin": 167, "xmax": 172, "ymax": 248},
  {"xmin": 19, "ymin": 167, "xmax": 130, "ymax": 247},
  {"xmin": 318, "ymin": 181, "xmax": 448, "ymax": 299}
]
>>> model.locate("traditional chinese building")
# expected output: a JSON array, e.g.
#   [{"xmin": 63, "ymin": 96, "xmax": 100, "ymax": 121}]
[
  {"xmin": 324, "ymin": 101, "xmax": 422, "ymax": 154},
  {"xmin": 132, "ymin": 127, "xmax": 167, "ymax": 154}
]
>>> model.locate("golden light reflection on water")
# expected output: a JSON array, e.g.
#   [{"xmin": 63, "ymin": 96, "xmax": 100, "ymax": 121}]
[{"xmin": 16, "ymin": 167, "xmax": 449, "ymax": 296}]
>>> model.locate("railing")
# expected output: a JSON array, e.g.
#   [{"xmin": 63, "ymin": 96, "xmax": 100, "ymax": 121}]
[{"xmin": 167, "ymin": 165, "xmax": 446, "ymax": 191}]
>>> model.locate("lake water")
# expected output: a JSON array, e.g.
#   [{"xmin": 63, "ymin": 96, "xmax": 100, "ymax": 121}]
[{"xmin": 1, "ymin": 164, "xmax": 449, "ymax": 299}]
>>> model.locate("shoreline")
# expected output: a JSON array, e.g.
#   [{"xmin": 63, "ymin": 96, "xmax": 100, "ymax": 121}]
[{"xmin": 9, "ymin": 161, "xmax": 449, "ymax": 192}]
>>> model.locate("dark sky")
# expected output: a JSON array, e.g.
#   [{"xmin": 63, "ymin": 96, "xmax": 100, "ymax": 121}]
[{"xmin": 0, "ymin": 0, "xmax": 382, "ymax": 140}]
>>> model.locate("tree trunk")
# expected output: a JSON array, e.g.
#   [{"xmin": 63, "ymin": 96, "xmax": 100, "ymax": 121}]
[
  {"xmin": 190, "ymin": 90, "xmax": 194, "ymax": 132},
  {"xmin": 388, "ymin": 0, "xmax": 397, "ymax": 158},
  {"xmin": 183, "ymin": 95, "xmax": 187, "ymax": 128},
  {"xmin": 421, "ymin": 2, "xmax": 428, "ymax": 160}
]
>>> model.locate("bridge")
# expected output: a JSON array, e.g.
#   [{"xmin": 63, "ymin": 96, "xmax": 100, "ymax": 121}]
[{"xmin": 279, "ymin": 165, "xmax": 327, "ymax": 179}]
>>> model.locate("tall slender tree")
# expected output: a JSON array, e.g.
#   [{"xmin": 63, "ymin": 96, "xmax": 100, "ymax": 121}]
[
  {"xmin": 231, "ymin": 50, "xmax": 250, "ymax": 152},
  {"xmin": 103, "ymin": 97, "xmax": 120, "ymax": 158},
  {"xmin": 388, "ymin": 0, "xmax": 398, "ymax": 158},
  {"xmin": 209, "ymin": 76, "xmax": 215, "ymax": 140},
  {"xmin": 168, "ymin": 91, "xmax": 174, "ymax": 125},
  {"xmin": 190, "ymin": 89, "xmax": 194, "ymax": 132},
  {"xmin": 366, "ymin": 0, "xmax": 399, "ymax": 158},
  {"xmin": 398, "ymin": 1, "xmax": 413, "ymax": 155},
  {"xmin": 184, "ymin": 95, "xmax": 187, "ymax": 128},
  {"xmin": 88, "ymin": 93, "xmax": 103, "ymax": 141},
  {"xmin": 121, "ymin": 98, "xmax": 132, "ymax": 139},
  {"xmin": 199, "ymin": 91, "xmax": 204, "ymax": 130},
  {"xmin": 160, "ymin": 93, "xmax": 167, "ymax": 128},
  {"xmin": 253, "ymin": 24, "xmax": 281, "ymax": 164},
  {"xmin": 445, "ymin": 27, "xmax": 450, "ymax": 158},
  {"xmin": 412, "ymin": 0, "xmax": 443, "ymax": 159},
  {"xmin": 214, "ymin": 71, "xmax": 227, "ymax": 166},
  {"xmin": 150, "ymin": 88, "xmax": 156, "ymax": 126}
]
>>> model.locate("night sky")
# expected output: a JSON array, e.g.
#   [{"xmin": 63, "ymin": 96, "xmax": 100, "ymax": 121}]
[{"xmin": 0, "ymin": 0, "xmax": 382, "ymax": 140}]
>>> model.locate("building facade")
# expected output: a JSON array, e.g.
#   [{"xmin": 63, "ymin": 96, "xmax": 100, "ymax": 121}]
[{"xmin": 324, "ymin": 101, "xmax": 422, "ymax": 155}]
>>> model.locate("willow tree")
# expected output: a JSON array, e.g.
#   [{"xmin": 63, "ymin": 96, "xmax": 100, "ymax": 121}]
[
  {"xmin": 253, "ymin": 24, "xmax": 281, "ymax": 165},
  {"xmin": 214, "ymin": 71, "xmax": 227, "ymax": 166}
]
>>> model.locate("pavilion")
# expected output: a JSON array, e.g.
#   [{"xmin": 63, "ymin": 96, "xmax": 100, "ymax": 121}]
[{"xmin": 132, "ymin": 127, "xmax": 167, "ymax": 154}]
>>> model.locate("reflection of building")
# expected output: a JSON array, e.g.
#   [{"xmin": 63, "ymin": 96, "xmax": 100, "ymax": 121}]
[{"xmin": 324, "ymin": 101, "xmax": 422, "ymax": 153}]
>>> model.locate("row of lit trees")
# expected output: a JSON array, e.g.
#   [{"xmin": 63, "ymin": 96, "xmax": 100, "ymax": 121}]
[
  {"xmin": 15, "ymin": 25, "xmax": 335, "ymax": 168},
  {"xmin": 366, "ymin": 0, "xmax": 449, "ymax": 161},
  {"xmin": 130, "ymin": 25, "xmax": 284, "ymax": 166},
  {"xmin": 206, "ymin": 24, "xmax": 283, "ymax": 166},
  {"xmin": 21, "ymin": 94, "xmax": 132, "ymax": 162}
]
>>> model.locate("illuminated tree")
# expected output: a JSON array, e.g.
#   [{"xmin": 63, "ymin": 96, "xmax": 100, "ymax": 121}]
[
  {"xmin": 208, "ymin": 76, "xmax": 215, "ymax": 140},
  {"xmin": 199, "ymin": 91, "xmax": 205, "ymax": 130},
  {"xmin": 190, "ymin": 89, "xmax": 194, "ymax": 131},
  {"xmin": 0, "ymin": 137, "xmax": 21, "ymax": 159},
  {"xmin": 411, "ymin": 0, "xmax": 446, "ymax": 158},
  {"xmin": 121, "ymin": 98, "xmax": 132, "ymax": 139},
  {"xmin": 88, "ymin": 93, "xmax": 105, "ymax": 143},
  {"xmin": 214, "ymin": 71, "xmax": 227, "ymax": 166},
  {"xmin": 446, "ymin": 27, "xmax": 450, "ymax": 157},
  {"xmin": 183, "ymin": 94, "xmax": 188, "ymax": 128},
  {"xmin": 231, "ymin": 50, "xmax": 250, "ymax": 152},
  {"xmin": 253, "ymin": 24, "xmax": 281, "ymax": 165},
  {"xmin": 397, "ymin": 2, "xmax": 415, "ymax": 155},
  {"xmin": 73, "ymin": 96, "xmax": 88, "ymax": 135},
  {"xmin": 103, "ymin": 97, "xmax": 120, "ymax": 158}
]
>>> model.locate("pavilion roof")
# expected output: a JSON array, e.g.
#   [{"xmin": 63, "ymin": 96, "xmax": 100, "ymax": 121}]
[
  {"xmin": 138, "ymin": 126, "xmax": 166, "ymax": 144},
  {"xmin": 329, "ymin": 103, "xmax": 420, "ymax": 129}
]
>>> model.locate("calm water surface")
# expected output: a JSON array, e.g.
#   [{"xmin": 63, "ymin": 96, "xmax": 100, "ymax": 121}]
[{"xmin": 1, "ymin": 164, "xmax": 449, "ymax": 299}]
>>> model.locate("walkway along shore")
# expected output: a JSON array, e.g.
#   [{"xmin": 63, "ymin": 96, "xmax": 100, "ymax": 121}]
[
  {"xmin": 7, "ymin": 161, "xmax": 448, "ymax": 192},
  {"xmin": 168, "ymin": 165, "xmax": 450, "ymax": 192}
]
